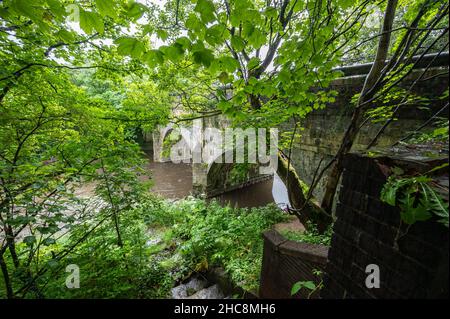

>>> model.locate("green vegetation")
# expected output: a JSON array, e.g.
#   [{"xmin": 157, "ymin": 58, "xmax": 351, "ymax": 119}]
[
  {"xmin": 0, "ymin": 0, "xmax": 447, "ymax": 299},
  {"xmin": 0, "ymin": 196, "xmax": 287, "ymax": 298},
  {"xmin": 381, "ymin": 165, "xmax": 449, "ymax": 227},
  {"xmin": 280, "ymin": 222, "xmax": 333, "ymax": 246},
  {"xmin": 143, "ymin": 198, "xmax": 288, "ymax": 292},
  {"xmin": 162, "ymin": 130, "xmax": 183, "ymax": 159}
]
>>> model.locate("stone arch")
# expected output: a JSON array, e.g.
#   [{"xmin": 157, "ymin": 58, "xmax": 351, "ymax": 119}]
[
  {"xmin": 200, "ymin": 149, "xmax": 272, "ymax": 197},
  {"xmin": 153, "ymin": 124, "xmax": 193, "ymax": 163}
]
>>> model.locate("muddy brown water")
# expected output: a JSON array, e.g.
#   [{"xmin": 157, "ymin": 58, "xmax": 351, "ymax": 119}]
[{"xmin": 143, "ymin": 149, "xmax": 290, "ymax": 208}]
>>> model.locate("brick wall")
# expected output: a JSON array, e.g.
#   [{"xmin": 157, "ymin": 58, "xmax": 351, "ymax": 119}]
[
  {"xmin": 321, "ymin": 152, "xmax": 449, "ymax": 299},
  {"xmin": 259, "ymin": 229, "xmax": 328, "ymax": 299}
]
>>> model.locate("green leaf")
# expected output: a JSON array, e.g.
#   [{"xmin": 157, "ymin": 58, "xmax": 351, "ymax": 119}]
[
  {"xmin": 46, "ymin": 0, "xmax": 66, "ymax": 19},
  {"xmin": 125, "ymin": 1, "xmax": 146, "ymax": 20},
  {"xmin": 144, "ymin": 50, "xmax": 164, "ymax": 67},
  {"xmin": 264, "ymin": 7, "xmax": 278, "ymax": 19},
  {"xmin": 381, "ymin": 177, "xmax": 410, "ymax": 206},
  {"xmin": 247, "ymin": 57, "xmax": 261, "ymax": 70},
  {"xmin": 6, "ymin": 216, "xmax": 34, "ymax": 226},
  {"xmin": 291, "ymin": 282, "xmax": 302, "ymax": 295},
  {"xmin": 229, "ymin": 12, "xmax": 242, "ymax": 27},
  {"xmin": 277, "ymin": 69, "xmax": 291, "ymax": 83},
  {"xmin": 247, "ymin": 28, "xmax": 266, "ymax": 48},
  {"xmin": 220, "ymin": 56, "xmax": 240, "ymax": 72},
  {"xmin": 302, "ymin": 281, "xmax": 316, "ymax": 290},
  {"xmin": 115, "ymin": 37, "xmax": 145, "ymax": 59},
  {"xmin": 218, "ymin": 100, "xmax": 232, "ymax": 112},
  {"xmin": 56, "ymin": 29, "xmax": 75, "ymax": 43},
  {"xmin": 186, "ymin": 13, "xmax": 203, "ymax": 32},
  {"xmin": 218, "ymin": 72, "xmax": 231, "ymax": 84},
  {"xmin": 231, "ymin": 36, "xmax": 246, "ymax": 51},
  {"xmin": 191, "ymin": 41, "xmax": 205, "ymax": 52},
  {"xmin": 339, "ymin": 0, "xmax": 354, "ymax": 9},
  {"xmin": 96, "ymin": 0, "xmax": 117, "ymax": 18},
  {"xmin": 23, "ymin": 235, "xmax": 36, "ymax": 245},
  {"xmin": 160, "ymin": 44, "xmax": 184, "ymax": 62},
  {"xmin": 175, "ymin": 36, "xmax": 191, "ymax": 50},
  {"xmin": 205, "ymin": 24, "xmax": 227, "ymax": 46},
  {"xmin": 47, "ymin": 259, "xmax": 59, "ymax": 269},
  {"xmin": 423, "ymin": 183, "xmax": 449, "ymax": 220},
  {"xmin": 80, "ymin": 10, "xmax": 104, "ymax": 34},
  {"xmin": 156, "ymin": 29, "xmax": 169, "ymax": 41},
  {"xmin": 11, "ymin": 0, "xmax": 42, "ymax": 21},
  {"xmin": 242, "ymin": 22, "xmax": 255, "ymax": 38},
  {"xmin": 382, "ymin": 184, "xmax": 398, "ymax": 206},
  {"xmin": 291, "ymin": 281, "xmax": 316, "ymax": 296},
  {"xmin": 194, "ymin": 0, "xmax": 216, "ymax": 23},
  {"xmin": 262, "ymin": 84, "xmax": 277, "ymax": 97},
  {"xmin": 192, "ymin": 49, "xmax": 214, "ymax": 67},
  {"xmin": 400, "ymin": 203, "xmax": 431, "ymax": 224},
  {"xmin": 43, "ymin": 237, "xmax": 56, "ymax": 246}
]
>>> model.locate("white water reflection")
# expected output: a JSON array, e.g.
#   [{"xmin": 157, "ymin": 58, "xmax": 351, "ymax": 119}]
[{"xmin": 272, "ymin": 173, "xmax": 291, "ymax": 210}]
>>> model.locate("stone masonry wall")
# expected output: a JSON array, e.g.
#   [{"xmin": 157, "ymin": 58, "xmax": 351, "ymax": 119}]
[{"xmin": 288, "ymin": 67, "xmax": 449, "ymax": 200}]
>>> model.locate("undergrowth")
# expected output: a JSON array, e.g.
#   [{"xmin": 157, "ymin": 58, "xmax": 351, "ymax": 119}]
[{"xmin": 1, "ymin": 196, "xmax": 288, "ymax": 298}]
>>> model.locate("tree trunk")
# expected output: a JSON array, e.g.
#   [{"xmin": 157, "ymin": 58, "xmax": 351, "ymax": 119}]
[
  {"xmin": 321, "ymin": 0, "xmax": 399, "ymax": 213},
  {"xmin": 0, "ymin": 252, "xmax": 13, "ymax": 299},
  {"xmin": 100, "ymin": 160, "xmax": 123, "ymax": 248},
  {"xmin": 5, "ymin": 226, "xmax": 19, "ymax": 268},
  {"xmin": 277, "ymin": 152, "xmax": 333, "ymax": 233}
]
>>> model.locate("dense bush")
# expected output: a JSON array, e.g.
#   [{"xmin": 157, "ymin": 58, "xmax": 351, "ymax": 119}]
[
  {"xmin": 139, "ymin": 197, "xmax": 288, "ymax": 292},
  {"xmin": 0, "ymin": 196, "xmax": 288, "ymax": 298}
]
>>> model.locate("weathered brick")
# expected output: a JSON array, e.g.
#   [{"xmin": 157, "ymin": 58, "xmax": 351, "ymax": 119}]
[
  {"xmin": 350, "ymin": 190, "xmax": 369, "ymax": 212},
  {"xmin": 315, "ymin": 152, "xmax": 446, "ymax": 299},
  {"xmin": 366, "ymin": 196, "xmax": 401, "ymax": 226},
  {"xmin": 366, "ymin": 177, "xmax": 386, "ymax": 198},
  {"xmin": 397, "ymin": 233, "xmax": 445, "ymax": 267}
]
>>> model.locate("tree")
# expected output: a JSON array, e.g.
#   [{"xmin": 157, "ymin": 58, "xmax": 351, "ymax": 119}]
[
  {"xmin": 115, "ymin": 0, "xmax": 377, "ymax": 232},
  {"xmin": 0, "ymin": 0, "xmax": 162, "ymax": 298},
  {"xmin": 321, "ymin": 0, "xmax": 400, "ymax": 213},
  {"xmin": 321, "ymin": 0, "xmax": 449, "ymax": 213},
  {"xmin": 133, "ymin": 0, "xmax": 448, "ymax": 231}
]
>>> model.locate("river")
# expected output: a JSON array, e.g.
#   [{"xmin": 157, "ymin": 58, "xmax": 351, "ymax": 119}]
[{"xmin": 143, "ymin": 150, "xmax": 290, "ymax": 209}]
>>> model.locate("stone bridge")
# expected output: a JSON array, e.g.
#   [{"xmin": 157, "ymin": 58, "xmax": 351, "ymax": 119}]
[
  {"xmin": 149, "ymin": 115, "xmax": 275, "ymax": 197},
  {"xmin": 288, "ymin": 53, "xmax": 449, "ymax": 200},
  {"xmin": 147, "ymin": 52, "xmax": 449, "ymax": 199}
]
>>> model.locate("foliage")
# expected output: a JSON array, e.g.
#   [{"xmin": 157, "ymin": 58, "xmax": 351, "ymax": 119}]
[
  {"xmin": 365, "ymin": 87, "xmax": 430, "ymax": 123},
  {"xmin": 229, "ymin": 163, "xmax": 251, "ymax": 184},
  {"xmin": 1, "ymin": 0, "xmax": 448, "ymax": 300},
  {"xmin": 0, "ymin": 200, "xmax": 173, "ymax": 298},
  {"xmin": 407, "ymin": 117, "xmax": 449, "ymax": 145},
  {"xmin": 141, "ymin": 197, "xmax": 288, "ymax": 292},
  {"xmin": 381, "ymin": 166, "xmax": 449, "ymax": 227},
  {"xmin": 291, "ymin": 269, "xmax": 323, "ymax": 298},
  {"xmin": 0, "ymin": 196, "xmax": 288, "ymax": 298},
  {"xmin": 0, "ymin": 68, "xmax": 151, "ymax": 267},
  {"xmin": 291, "ymin": 280, "xmax": 316, "ymax": 296},
  {"xmin": 281, "ymin": 222, "xmax": 333, "ymax": 246},
  {"xmin": 114, "ymin": 0, "xmax": 364, "ymax": 128},
  {"xmin": 162, "ymin": 130, "xmax": 183, "ymax": 158}
]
